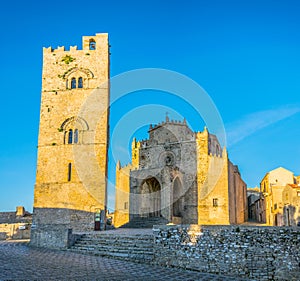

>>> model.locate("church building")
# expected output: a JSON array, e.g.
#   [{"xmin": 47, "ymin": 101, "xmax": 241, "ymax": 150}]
[
  {"xmin": 30, "ymin": 33, "xmax": 247, "ymax": 248},
  {"xmin": 114, "ymin": 117, "xmax": 247, "ymax": 227}
]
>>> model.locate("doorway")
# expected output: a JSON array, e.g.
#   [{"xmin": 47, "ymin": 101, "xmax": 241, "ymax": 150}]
[{"xmin": 140, "ymin": 177, "xmax": 161, "ymax": 217}]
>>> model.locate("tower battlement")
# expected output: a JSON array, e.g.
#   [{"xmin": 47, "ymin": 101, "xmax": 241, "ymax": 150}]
[
  {"xmin": 43, "ymin": 46, "xmax": 78, "ymax": 52},
  {"xmin": 43, "ymin": 33, "xmax": 109, "ymax": 53},
  {"xmin": 41, "ymin": 33, "xmax": 109, "ymax": 93}
]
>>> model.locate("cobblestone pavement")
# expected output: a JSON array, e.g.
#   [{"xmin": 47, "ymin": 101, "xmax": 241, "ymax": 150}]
[
  {"xmin": 0, "ymin": 240, "xmax": 247, "ymax": 281},
  {"xmin": 77, "ymin": 228, "xmax": 153, "ymax": 236}
]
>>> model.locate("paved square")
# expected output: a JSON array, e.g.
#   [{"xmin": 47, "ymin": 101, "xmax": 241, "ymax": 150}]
[{"xmin": 0, "ymin": 240, "xmax": 248, "ymax": 281}]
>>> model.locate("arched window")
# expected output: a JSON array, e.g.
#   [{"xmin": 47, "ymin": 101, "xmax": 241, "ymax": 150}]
[
  {"xmin": 68, "ymin": 163, "xmax": 72, "ymax": 181},
  {"xmin": 74, "ymin": 129, "xmax": 79, "ymax": 144},
  {"xmin": 89, "ymin": 39, "xmax": 96, "ymax": 50},
  {"xmin": 71, "ymin": 77, "xmax": 76, "ymax": 89},
  {"xmin": 78, "ymin": 77, "xmax": 83, "ymax": 88},
  {"xmin": 68, "ymin": 129, "xmax": 73, "ymax": 144},
  {"xmin": 61, "ymin": 116, "xmax": 89, "ymax": 145}
]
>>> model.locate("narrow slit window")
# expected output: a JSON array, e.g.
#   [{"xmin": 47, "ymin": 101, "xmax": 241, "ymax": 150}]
[
  {"xmin": 213, "ymin": 198, "xmax": 218, "ymax": 207},
  {"xmin": 68, "ymin": 129, "xmax": 73, "ymax": 144},
  {"xmin": 78, "ymin": 77, "xmax": 83, "ymax": 88},
  {"xmin": 74, "ymin": 129, "xmax": 79, "ymax": 144},
  {"xmin": 68, "ymin": 163, "xmax": 72, "ymax": 181},
  {"xmin": 71, "ymin": 77, "xmax": 76, "ymax": 89},
  {"xmin": 66, "ymin": 79, "xmax": 68, "ymax": 89}
]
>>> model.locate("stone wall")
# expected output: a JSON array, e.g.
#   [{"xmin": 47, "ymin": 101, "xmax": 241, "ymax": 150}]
[
  {"xmin": 153, "ymin": 224, "xmax": 300, "ymax": 280},
  {"xmin": 114, "ymin": 162, "xmax": 131, "ymax": 227},
  {"xmin": 0, "ymin": 223, "xmax": 31, "ymax": 240},
  {"xmin": 0, "ymin": 207, "xmax": 32, "ymax": 240},
  {"xmin": 30, "ymin": 225, "xmax": 81, "ymax": 249},
  {"xmin": 32, "ymin": 208, "xmax": 95, "ymax": 232},
  {"xmin": 228, "ymin": 161, "xmax": 247, "ymax": 224},
  {"xmin": 196, "ymin": 129, "xmax": 231, "ymax": 225}
]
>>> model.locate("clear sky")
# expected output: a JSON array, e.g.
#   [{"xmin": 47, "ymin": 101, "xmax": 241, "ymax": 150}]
[{"xmin": 0, "ymin": 0, "xmax": 300, "ymax": 212}]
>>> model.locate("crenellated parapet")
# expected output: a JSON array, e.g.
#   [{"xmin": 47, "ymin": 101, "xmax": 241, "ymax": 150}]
[
  {"xmin": 43, "ymin": 33, "xmax": 109, "ymax": 54},
  {"xmin": 43, "ymin": 46, "xmax": 53, "ymax": 53},
  {"xmin": 43, "ymin": 45, "xmax": 78, "ymax": 53},
  {"xmin": 149, "ymin": 117, "xmax": 188, "ymax": 132},
  {"xmin": 41, "ymin": 33, "xmax": 109, "ymax": 92}
]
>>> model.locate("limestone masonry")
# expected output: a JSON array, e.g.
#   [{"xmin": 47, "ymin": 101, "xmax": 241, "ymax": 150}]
[
  {"xmin": 153, "ymin": 225, "xmax": 300, "ymax": 281},
  {"xmin": 115, "ymin": 118, "xmax": 247, "ymax": 227},
  {"xmin": 31, "ymin": 34, "xmax": 110, "ymax": 247},
  {"xmin": 24, "ymin": 33, "xmax": 300, "ymax": 280},
  {"xmin": 32, "ymin": 33, "xmax": 246, "ymax": 248}
]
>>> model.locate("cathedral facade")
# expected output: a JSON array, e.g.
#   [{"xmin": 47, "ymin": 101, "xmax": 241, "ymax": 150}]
[{"xmin": 115, "ymin": 117, "xmax": 248, "ymax": 227}]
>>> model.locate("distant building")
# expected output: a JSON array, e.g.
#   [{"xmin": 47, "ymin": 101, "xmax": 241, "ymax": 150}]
[
  {"xmin": 260, "ymin": 167, "xmax": 296, "ymax": 226},
  {"xmin": 247, "ymin": 187, "xmax": 266, "ymax": 223},
  {"xmin": 115, "ymin": 118, "xmax": 248, "ymax": 227},
  {"xmin": 283, "ymin": 184, "xmax": 300, "ymax": 226},
  {"xmin": 0, "ymin": 206, "xmax": 32, "ymax": 240}
]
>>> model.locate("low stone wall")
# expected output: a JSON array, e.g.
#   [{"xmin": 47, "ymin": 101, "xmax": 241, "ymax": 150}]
[
  {"xmin": 30, "ymin": 225, "xmax": 76, "ymax": 249},
  {"xmin": 32, "ymin": 208, "xmax": 95, "ymax": 232},
  {"xmin": 0, "ymin": 223, "xmax": 31, "ymax": 240},
  {"xmin": 153, "ymin": 225, "xmax": 300, "ymax": 281}
]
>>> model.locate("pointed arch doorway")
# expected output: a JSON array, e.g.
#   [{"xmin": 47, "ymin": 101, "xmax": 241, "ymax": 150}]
[
  {"xmin": 140, "ymin": 177, "xmax": 161, "ymax": 217},
  {"xmin": 173, "ymin": 177, "xmax": 184, "ymax": 223}
]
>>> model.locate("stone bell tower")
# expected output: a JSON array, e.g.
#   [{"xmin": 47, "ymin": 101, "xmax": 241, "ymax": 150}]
[{"xmin": 31, "ymin": 34, "xmax": 110, "ymax": 247}]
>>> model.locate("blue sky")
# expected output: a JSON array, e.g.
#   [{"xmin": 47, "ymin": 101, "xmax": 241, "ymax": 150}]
[{"xmin": 0, "ymin": 0, "xmax": 300, "ymax": 212}]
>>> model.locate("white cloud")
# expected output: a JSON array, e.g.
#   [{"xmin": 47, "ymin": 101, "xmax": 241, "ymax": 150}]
[{"xmin": 226, "ymin": 105, "xmax": 300, "ymax": 146}]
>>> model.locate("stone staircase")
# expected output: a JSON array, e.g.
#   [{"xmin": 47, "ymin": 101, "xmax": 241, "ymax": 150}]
[
  {"xmin": 68, "ymin": 231, "xmax": 154, "ymax": 263},
  {"xmin": 119, "ymin": 216, "xmax": 169, "ymax": 228}
]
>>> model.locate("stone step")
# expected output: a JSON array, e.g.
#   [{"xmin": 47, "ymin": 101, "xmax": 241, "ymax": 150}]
[
  {"xmin": 69, "ymin": 248, "xmax": 154, "ymax": 261},
  {"xmin": 119, "ymin": 217, "xmax": 169, "ymax": 229},
  {"xmin": 77, "ymin": 240, "xmax": 153, "ymax": 243},
  {"xmin": 69, "ymin": 247, "xmax": 154, "ymax": 259},
  {"xmin": 73, "ymin": 242, "xmax": 153, "ymax": 250},
  {"xmin": 73, "ymin": 245, "xmax": 153, "ymax": 251},
  {"xmin": 72, "ymin": 246, "xmax": 153, "ymax": 255},
  {"xmin": 68, "ymin": 231, "xmax": 155, "ymax": 262},
  {"xmin": 77, "ymin": 238, "xmax": 153, "ymax": 245},
  {"xmin": 74, "ymin": 243, "xmax": 153, "ymax": 250},
  {"xmin": 80, "ymin": 235, "xmax": 153, "ymax": 241},
  {"xmin": 76, "ymin": 240, "xmax": 152, "ymax": 246},
  {"xmin": 75, "ymin": 234, "xmax": 153, "ymax": 239}
]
